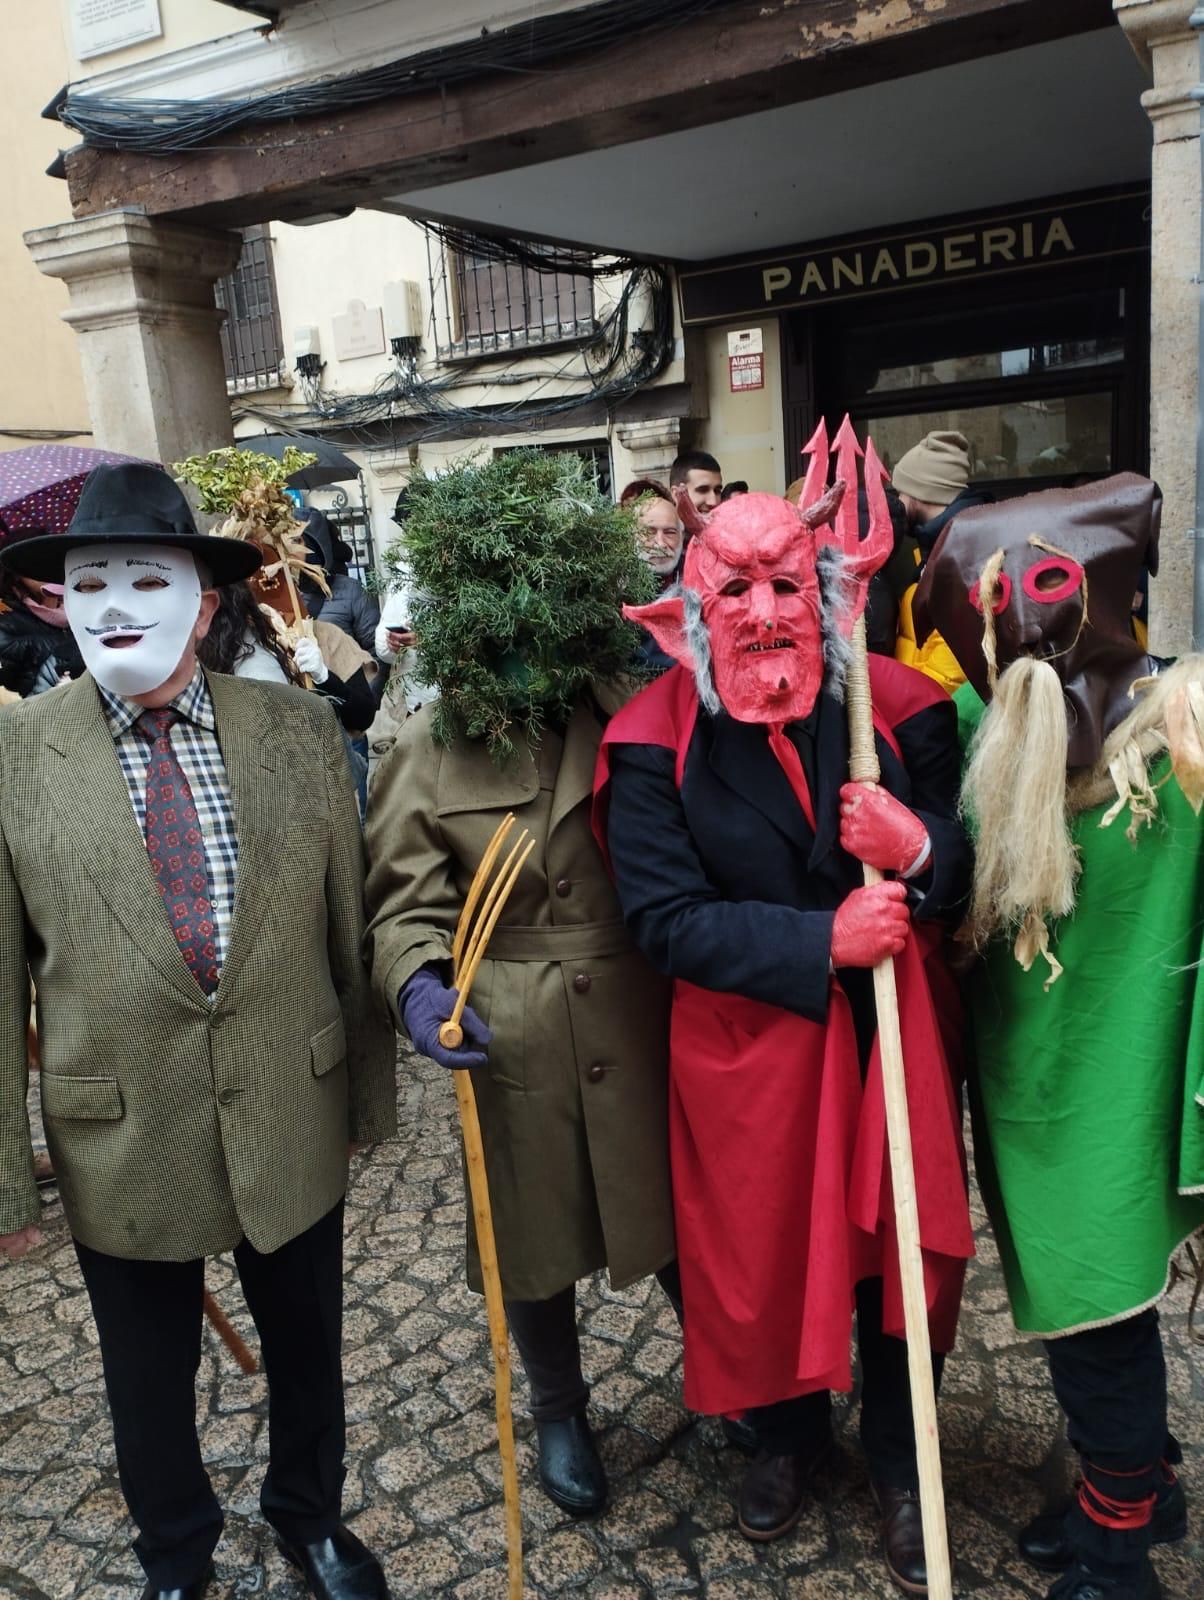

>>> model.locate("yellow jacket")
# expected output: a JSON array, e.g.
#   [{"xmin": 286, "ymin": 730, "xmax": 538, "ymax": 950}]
[{"xmin": 895, "ymin": 579, "xmax": 967, "ymax": 696}]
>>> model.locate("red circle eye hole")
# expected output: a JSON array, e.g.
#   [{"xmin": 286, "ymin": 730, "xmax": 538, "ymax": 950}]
[
  {"xmin": 969, "ymin": 573, "xmax": 1012, "ymax": 615},
  {"xmin": 1022, "ymin": 556, "xmax": 1084, "ymax": 605}
]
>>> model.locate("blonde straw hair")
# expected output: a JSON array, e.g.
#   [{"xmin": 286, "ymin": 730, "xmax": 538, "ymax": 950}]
[{"xmin": 962, "ymin": 655, "xmax": 1080, "ymax": 986}]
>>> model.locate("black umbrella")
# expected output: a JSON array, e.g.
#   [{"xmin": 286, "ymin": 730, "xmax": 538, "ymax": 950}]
[{"xmin": 243, "ymin": 432, "xmax": 359, "ymax": 490}]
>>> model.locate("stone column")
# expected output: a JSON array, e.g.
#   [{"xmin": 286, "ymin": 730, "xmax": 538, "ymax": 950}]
[
  {"xmin": 25, "ymin": 210, "xmax": 240, "ymax": 466},
  {"xmin": 1116, "ymin": 0, "xmax": 1201, "ymax": 653},
  {"xmin": 615, "ymin": 417, "xmax": 683, "ymax": 489}
]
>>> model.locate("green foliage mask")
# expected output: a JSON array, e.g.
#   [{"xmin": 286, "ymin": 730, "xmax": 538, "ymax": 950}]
[{"xmin": 382, "ymin": 450, "xmax": 654, "ymax": 759}]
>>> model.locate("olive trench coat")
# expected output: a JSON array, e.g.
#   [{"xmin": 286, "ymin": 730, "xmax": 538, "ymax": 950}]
[{"xmin": 364, "ymin": 691, "xmax": 675, "ymax": 1302}]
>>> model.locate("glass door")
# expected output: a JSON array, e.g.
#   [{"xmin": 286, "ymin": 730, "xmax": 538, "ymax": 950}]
[{"xmin": 797, "ymin": 259, "xmax": 1148, "ymax": 498}]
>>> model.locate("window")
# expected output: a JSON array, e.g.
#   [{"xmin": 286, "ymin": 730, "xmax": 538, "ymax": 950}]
[
  {"xmin": 863, "ymin": 393, "xmax": 1114, "ymax": 483},
  {"xmin": 495, "ymin": 441, "xmax": 612, "ymax": 499},
  {"xmin": 805, "ymin": 271, "xmax": 1145, "ymax": 496},
  {"xmin": 428, "ymin": 237, "xmax": 595, "ymax": 357},
  {"xmin": 214, "ymin": 226, "xmax": 285, "ymax": 391}
]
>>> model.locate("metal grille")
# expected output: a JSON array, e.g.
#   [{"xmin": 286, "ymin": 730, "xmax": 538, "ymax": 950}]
[
  {"xmin": 428, "ymin": 236, "xmax": 596, "ymax": 356},
  {"xmin": 215, "ymin": 226, "xmax": 286, "ymax": 391}
]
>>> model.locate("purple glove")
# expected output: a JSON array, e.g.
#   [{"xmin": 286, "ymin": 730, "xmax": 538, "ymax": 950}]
[{"xmin": 400, "ymin": 967, "xmax": 492, "ymax": 1070}]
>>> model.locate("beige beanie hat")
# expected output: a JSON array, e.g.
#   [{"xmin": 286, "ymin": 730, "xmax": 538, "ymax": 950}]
[{"xmin": 891, "ymin": 430, "xmax": 971, "ymax": 506}]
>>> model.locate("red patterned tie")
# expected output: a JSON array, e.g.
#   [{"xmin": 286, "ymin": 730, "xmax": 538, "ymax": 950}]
[{"xmin": 136, "ymin": 707, "xmax": 220, "ymax": 995}]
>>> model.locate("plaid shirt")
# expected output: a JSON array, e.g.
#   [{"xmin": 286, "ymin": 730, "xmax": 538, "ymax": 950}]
[{"xmin": 99, "ymin": 668, "xmax": 238, "ymax": 989}]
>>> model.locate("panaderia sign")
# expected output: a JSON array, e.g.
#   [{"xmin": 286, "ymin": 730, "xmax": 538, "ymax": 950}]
[{"xmin": 678, "ymin": 191, "xmax": 1150, "ymax": 326}]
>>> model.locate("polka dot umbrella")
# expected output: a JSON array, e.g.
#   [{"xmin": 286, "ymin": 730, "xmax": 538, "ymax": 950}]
[{"xmin": 0, "ymin": 444, "xmax": 154, "ymax": 540}]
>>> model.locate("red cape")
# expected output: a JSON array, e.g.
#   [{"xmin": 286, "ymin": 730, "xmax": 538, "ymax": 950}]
[{"xmin": 594, "ymin": 666, "xmax": 972, "ymax": 1414}]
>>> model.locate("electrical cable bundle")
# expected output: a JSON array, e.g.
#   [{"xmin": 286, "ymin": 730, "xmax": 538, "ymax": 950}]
[
  {"xmin": 57, "ymin": 0, "xmax": 723, "ymax": 154},
  {"xmin": 237, "ymin": 239, "xmax": 673, "ymax": 449}
]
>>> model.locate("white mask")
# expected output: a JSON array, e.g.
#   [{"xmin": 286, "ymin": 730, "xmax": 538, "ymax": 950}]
[{"xmin": 64, "ymin": 542, "xmax": 202, "ymax": 697}]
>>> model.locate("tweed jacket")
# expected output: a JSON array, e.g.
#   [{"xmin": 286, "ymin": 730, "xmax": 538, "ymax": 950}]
[
  {"xmin": 364, "ymin": 690, "xmax": 675, "ymax": 1303},
  {"xmin": 0, "ymin": 671, "xmax": 398, "ymax": 1260}
]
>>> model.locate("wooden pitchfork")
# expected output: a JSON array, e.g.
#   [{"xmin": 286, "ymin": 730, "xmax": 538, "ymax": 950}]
[
  {"xmin": 438, "ymin": 813, "xmax": 535, "ymax": 1600},
  {"xmin": 800, "ymin": 417, "xmax": 954, "ymax": 1600}
]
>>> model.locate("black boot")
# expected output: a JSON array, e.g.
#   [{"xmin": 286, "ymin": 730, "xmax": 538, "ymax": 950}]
[
  {"xmin": 1021, "ymin": 1471, "xmax": 1186, "ymax": 1572},
  {"xmin": 535, "ymin": 1412, "xmax": 607, "ymax": 1517},
  {"xmin": 874, "ymin": 1483, "xmax": 928, "ymax": 1594},
  {"xmin": 1046, "ymin": 1560, "xmax": 1161, "ymax": 1599},
  {"xmin": 721, "ymin": 1416, "xmax": 759, "ymax": 1455},
  {"xmin": 737, "ymin": 1436, "xmax": 832, "ymax": 1543}
]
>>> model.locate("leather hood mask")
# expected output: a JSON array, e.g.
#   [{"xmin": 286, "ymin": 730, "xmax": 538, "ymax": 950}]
[{"xmin": 914, "ymin": 473, "xmax": 1161, "ymax": 768}]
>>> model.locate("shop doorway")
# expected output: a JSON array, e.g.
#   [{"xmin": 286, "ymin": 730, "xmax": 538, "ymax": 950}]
[{"xmin": 785, "ymin": 257, "xmax": 1148, "ymax": 497}]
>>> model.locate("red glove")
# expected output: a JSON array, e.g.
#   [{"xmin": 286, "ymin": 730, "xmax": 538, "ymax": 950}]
[
  {"xmin": 839, "ymin": 782, "xmax": 930, "ymax": 876},
  {"xmin": 830, "ymin": 881, "xmax": 911, "ymax": 968}
]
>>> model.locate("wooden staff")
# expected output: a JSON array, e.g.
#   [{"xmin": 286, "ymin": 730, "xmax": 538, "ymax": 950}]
[
  {"xmin": 279, "ymin": 561, "xmax": 314, "ymax": 690},
  {"xmin": 202, "ymin": 1289, "xmax": 258, "ymax": 1375},
  {"xmin": 438, "ymin": 814, "xmax": 533, "ymax": 1600},
  {"xmin": 845, "ymin": 613, "xmax": 953, "ymax": 1600}
]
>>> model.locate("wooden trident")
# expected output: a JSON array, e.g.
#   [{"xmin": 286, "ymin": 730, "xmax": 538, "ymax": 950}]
[
  {"xmin": 439, "ymin": 814, "xmax": 536, "ymax": 1600},
  {"xmin": 802, "ymin": 416, "xmax": 954, "ymax": 1600}
]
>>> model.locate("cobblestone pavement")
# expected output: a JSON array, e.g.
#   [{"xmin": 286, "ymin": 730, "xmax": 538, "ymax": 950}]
[{"xmin": 3, "ymin": 1055, "xmax": 1202, "ymax": 1600}]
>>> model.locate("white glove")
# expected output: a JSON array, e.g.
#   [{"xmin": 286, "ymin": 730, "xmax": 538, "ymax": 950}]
[
  {"xmin": 374, "ymin": 618, "xmax": 397, "ymax": 664},
  {"xmin": 293, "ymin": 635, "xmax": 329, "ymax": 685}
]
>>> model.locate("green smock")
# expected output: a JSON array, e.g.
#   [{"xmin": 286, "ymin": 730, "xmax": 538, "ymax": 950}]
[{"xmin": 957, "ymin": 686, "xmax": 1204, "ymax": 1335}]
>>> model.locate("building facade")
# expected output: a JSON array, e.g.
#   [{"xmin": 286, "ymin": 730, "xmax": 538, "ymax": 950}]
[{"xmin": 14, "ymin": 0, "xmax": 1204, "ymax": 648}]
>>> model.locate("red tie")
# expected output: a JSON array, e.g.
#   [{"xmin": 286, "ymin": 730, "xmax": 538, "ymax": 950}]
[
  {"xmin": 767, "ymin": 725, "xmax": 817, "ymax": 831},
  {"xmin": 136, "ymin": 708, "xmax": 220, "ymax": 995}
]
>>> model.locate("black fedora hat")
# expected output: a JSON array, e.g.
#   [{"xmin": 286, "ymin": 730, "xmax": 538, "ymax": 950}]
[{"xmin": 0, "ymin": 463, "xmax": 262, "ymax": 586}]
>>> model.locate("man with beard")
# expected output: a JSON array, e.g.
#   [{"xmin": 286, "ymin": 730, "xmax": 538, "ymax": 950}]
[
  {"xmin": 914, "ymin": 475, "xmax": 1204, "ymax": 1600},
  {"xmin": 593, "ymin": 490, "xmax": 974, "ymax": 1593}
]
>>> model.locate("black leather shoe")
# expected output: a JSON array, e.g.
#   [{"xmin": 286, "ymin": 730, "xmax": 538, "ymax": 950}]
[
  {"xmin": 1020, "ymin": 1477, "xmax": 1187, "ymax": 1572},
  {"xmin": 1046, "ymin": 1560, "xmax": 1162, "ymax": 1599},
  {"xmin": 139, "ymin": 1562, "xmax": 213, "ymax": 1600},
  {"xmin": 737, "ymin": 1438, "xmax": 832, "ymax": 1543},
  {"xmin": 874, "ymin": 1483, "xmax": 928, "ymax": 1594},
  {"xmin": 721, "ymin": 1416, "xmax": 759, "ymax": 1455},
  {"xmin": 535, "ymin": 1412, "xmax": 608, "ymax": 1517},
  {"xmin": 276, "ymin": 1526, "xmax": 391, "ymax": 1600}
]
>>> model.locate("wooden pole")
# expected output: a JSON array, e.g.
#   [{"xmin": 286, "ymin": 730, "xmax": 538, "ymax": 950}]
[
  {"xmin": 280, "ymin": 560, "xmax": 313, "ymax": 689},
  {"xmin": 453, "ymin": 1070, "xmax": 524, "ymax": 1600},
  {"xmin": 202, "ymin": 1289, "xmax": 258, "ymax": 1376},
  {"xmin": 845, "ymin": 616, "xmax": 953, "ymax": 1600},
  {"xmin": 433, "ymin": 814, "xmax": 529, "ymax": 1598}
]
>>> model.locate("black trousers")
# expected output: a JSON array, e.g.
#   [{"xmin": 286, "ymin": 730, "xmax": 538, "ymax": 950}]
[
  {"xmin": 74, "ymin": 1201, "xmax": 346, "ymax": 1589},
  {"xmin": 747, "ymin": 1277, "xmax": 944, "ymax": 1492},
  {"xmin": 1044, "ymin": 1308, "xmax": 1167, "ymax": 1578},
  {"xmin": 505, "ymin": 1263, "xmax": 683, "ymax": 1424}
]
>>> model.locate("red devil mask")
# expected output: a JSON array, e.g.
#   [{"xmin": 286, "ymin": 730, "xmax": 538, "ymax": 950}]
[
  {"xmin": 627, "ymin": 492, "xmax": 829, "ymax": 723},
  {"xmin": 913, "ymin": 473, "xmax": 1161, "ymax": 768}
]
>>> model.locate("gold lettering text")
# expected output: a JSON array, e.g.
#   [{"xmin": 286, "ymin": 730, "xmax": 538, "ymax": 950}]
[
  {"xmin": 832, "ymin": 255, "xmax": 864, "ymax": 289},
  {"xmin": 871, "ymin": 249, "xmax": 901, "ymax": 284},
  {"xmin": 943, "ymin": 233, "xmax": 977, "ymax": 272},
  {"xmin": 1041, "ymin": 217, "xmax": 1074, "ymax": 257},
  {"xmin": 800, "ymin": 260, "xmax": 827, "ymax": 295},
  {"xmin": 982, "ymin": 227, "xmax": 1017, "ymax": 265},
  {"xmin": 762, "ymin": 266, "xmax": 792, "ymax": 301},
  {"xmin": 905, "ymin": 242, "xmax": 938, "ymax": 277}
]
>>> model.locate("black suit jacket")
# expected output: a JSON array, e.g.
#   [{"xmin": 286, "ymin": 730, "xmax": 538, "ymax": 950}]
[{"xmin": 603, "ymin": 660, "xmax": 971, "ymax": 1026}]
